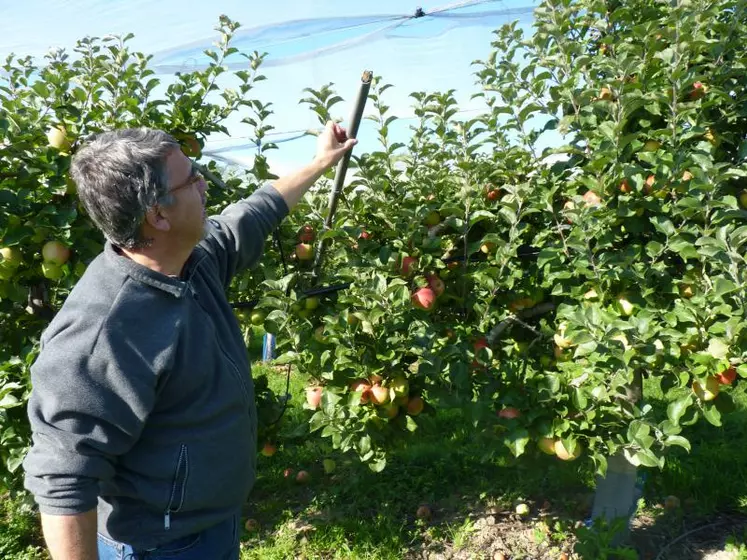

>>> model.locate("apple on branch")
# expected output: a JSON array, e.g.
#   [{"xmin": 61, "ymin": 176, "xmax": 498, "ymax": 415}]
[{"xmin": 411, "ymin": 287, "xmax": 436, "ymax": 311}]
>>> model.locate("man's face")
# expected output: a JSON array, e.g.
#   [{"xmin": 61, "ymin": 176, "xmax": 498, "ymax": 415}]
[{"xmin": 162, "ymin": 148, "xmax": 208, "ymax": 246}]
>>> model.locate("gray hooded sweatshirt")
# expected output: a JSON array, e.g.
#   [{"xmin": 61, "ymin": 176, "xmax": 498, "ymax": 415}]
[{"xmin": 22, "ymin": 183, "xmax": 289, "ymax": 550}]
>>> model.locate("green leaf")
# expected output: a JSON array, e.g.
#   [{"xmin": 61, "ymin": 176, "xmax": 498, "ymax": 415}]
[
  {"xmin": 667, "ymin": 395, "xmax": 692, "ymax": 426},
  {"xmin": 703, "ymin": 403, "xmax": 722, "ymax": 427},
  {"xmin": 503, "ymin": 428, "xmax": 529, "ymax": 457},
  {"xmin": 712, "ymin": 278, "xmax": 738, "ymax": 299},
  {"xmin": 664, "ymin": 435, "xmax": 691, "ymax": 452}
]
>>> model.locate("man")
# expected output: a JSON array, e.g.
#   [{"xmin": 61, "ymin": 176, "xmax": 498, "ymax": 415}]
[{"xmin": 22, "ymin": 122, "xmax": 357, "ymax": 559}]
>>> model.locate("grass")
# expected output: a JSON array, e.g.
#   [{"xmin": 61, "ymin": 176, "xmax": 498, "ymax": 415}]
[{"xmin": 2, "ymin": 346, "xmax": 746, "ymax": 558}]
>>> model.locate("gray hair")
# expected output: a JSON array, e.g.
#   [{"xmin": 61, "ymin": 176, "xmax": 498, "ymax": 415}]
[{"xmin": 70, "ymin": 128, "xmax": 180, "ymax": 249}]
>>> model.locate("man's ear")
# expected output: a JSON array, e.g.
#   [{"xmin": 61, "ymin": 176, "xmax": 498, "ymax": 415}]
[{"xmin": 144, "ymin": 206, "xmax": 171, "ymax": 233}]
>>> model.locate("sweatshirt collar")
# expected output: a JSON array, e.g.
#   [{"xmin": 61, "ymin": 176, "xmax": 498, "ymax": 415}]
[{"xmin": 104, "ymin": 241, "xmax": 190, "ymax": 298}]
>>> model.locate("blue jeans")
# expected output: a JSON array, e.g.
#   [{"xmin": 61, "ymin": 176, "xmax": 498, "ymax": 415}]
[{"xmin": 97, "ymin": 511, "xmax": 241, "ymax": 560}]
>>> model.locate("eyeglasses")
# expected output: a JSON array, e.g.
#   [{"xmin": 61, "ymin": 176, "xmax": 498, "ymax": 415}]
[{"xmin": 168, "ymin": 165, "xmax": 205, "ymax": 194}]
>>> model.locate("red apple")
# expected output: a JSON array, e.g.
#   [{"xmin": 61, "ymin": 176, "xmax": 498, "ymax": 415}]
[
  {"xmin": 306, "ymin": 386, "xmax": 323, "ymax": 410},
  {"xmin": 716, "ymin": 366, "xmax": 737, "ymax": 386},
  {"xmin": 295, "ymin": 243, "xmax": 314, "ymax": 261},
  {"xmin": 298, "ymin": 224, "xmax": 315, "ymax": 243},
  {"xmin": 296, "ymin": 470, "xmax": 310, "ymax": 484},
  {"xmin": 244, "ymin": 518, "xmax": 260, "ymax": 533},
  {"xmin": 690, "ymin": 81, "xmax": 707, "ymax": 100},
  {"xmin": 359, "ymin": 230, "xmax": 371, "ymax": 240},
  {"xmin": 426, "ymin": 273, "xmax": 445, "ymax": 296},
  {"xmin": 411, "ymin": 287, "xmax": 436, "ymax": 311},
  {"xmin": 582, "ymin": 190, "xmax": 602, "ymax": 207},
  {"xmin": 619, "ymin": 179, "xmax": 633, "ymax": 194},
  {"xmin": 349, "ymin": 379, "xmax": 372, "ymax": 403},
  {"xmin": 42, "ymin": 240, "xmax": 71, "ymax": 265},
  {"xmin": 400, "ymin": 256, "xmax": 418, "ymax": 277},
  {"xmin": 370, "ymin": 384, "xmax": 390, "ymax": 405},
  {"xmin": 406, "ymin": 396, "xmax": 424, "ymax": 416},
  {"xmin": 260, "ymin": 442, "xmax": 277, "ymax": 457},
  {"xmin": 497, "ymin": 407, "xmax": 521, "ymax": 419},
  {"xmin": 643, "ymin": 175, "xmax": 656, "ymax": 195}
]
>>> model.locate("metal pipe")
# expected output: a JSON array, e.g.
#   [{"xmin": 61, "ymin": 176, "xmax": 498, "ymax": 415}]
[{"xmin": 312, "ymin": 70, "xmax": 373, "ymax": 279}]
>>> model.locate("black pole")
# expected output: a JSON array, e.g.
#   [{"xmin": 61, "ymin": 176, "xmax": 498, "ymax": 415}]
[{"xmin": 312, "ymin": 70, "xmax": 373, "ymax": 280}]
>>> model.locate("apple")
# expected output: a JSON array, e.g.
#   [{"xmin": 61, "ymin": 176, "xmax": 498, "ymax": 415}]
[
  {"xmin": 381, "ymin": 401, "xmax": 399, "ymax": 419},
  {"xmin": 416, "ymin": 505, "xmax": 432, "ymax": 520},
  {"xmin": 553, "ymin": 323, "xmax": 573, "ymax": 349},
  {"xmin": 283, "ymin": 468, "xmax": 294, "ymax": 479},
  {"xmin": 617, "ymin": 295, "xmax": 634, "ymax": 317},
  {"xmin": 296, "ymin": 470, "xmax": 310, "ymax": 484},
  {"xmin": 679, "ymin": 284, "xmax": 694, "ymax": 299},
  {"xmin": 47, "ymin": 124, "xmax": 72, "ymax": 153},
  {"xmin": 739, "ymin": 190, "xmax": 747, "ymax": 210},
  {"xmin": 582, "ymin": 190, "xmax": 602, "ymax": 207},
  {"xmin": 42, "ymin": 240, "xmax": 71, "ymax": 265},
  {"xmin": 692, "ymin": 376, "xmax": 720, "ymax": 401},
  {"xmin": 358, "ymin": 229, "xmax": 371, "ymax": 241},
  {"xmin": 260, "ymin": 442, "xmax": 277, "ymax": 457},
  {"xmin": 716, "ymin": 366, "xmax": 737, "ymax": 386},
  {"xmin": 426, "ymin": 273, "xmax": 445, "ymax": 296},
  {"xmin": 244, "ymin": 518, "xmax": 260, "ymax": 533},
  {"xmin": 295, "ymin": 243, "xmax": 314, "ymax": 261},
  {"xmin": 480, "ymin": 241, "xmax": 496, "ymax": 254},
  {"xmin": 0, "ymin": 247, "xmax": 22, "ymax": 269},
  {"xmin": 704, "ymin": 128, "xmax": 719, "ymax": 146},
  {"xmin": 400, "ymin": 256, "xmax": 418, "ymax": 277},
  {"xmin": 250, "ymin": 310, "xmax": 266, "ymax": 325},
  {"xmin": 515, "ymin": 503, "xmax": 530, "ymax": 516},
  {"xmin": 411, "ymin": 287, "xmax": 436, "ymax": 311},
  {"xmin": 681, "ymin": 170, "xmax": 693, "ymax": 182},
  {"xmin": 304, "ymin": 297, "xmax": 320, "ymax": 311},
  {"xmin": 690, "ymin": 81, "xmax": 707, "ymax": 100},
  {"xmin": 599, "ymin": 87, "xmax": 614, "ymax": 101},
  {"xmin": 349, "ymin": 379, "xmax": 372, "ymax": 403},
  {"xmin": 370, "ymin": 384, "xmax": 390, "ymax": 405},
  {"xmin": 498, "ymin": 407, "xmax": 521, "ymax": 419},
  {"xmin": 554, "ymin": 440, "xmax": 583, "ymax": 461},
  {"xmin": 643, "ymin": 139, "xmax": 661, "ymax": 152},
  {"xmin": 390, "ymin": 375, "xmax": 409, "ymax": 399},
  {"xmin": 314, "ymin": 326, "xmax": 328, "ymax": 343},
  {"xmin": 485, "ymin": 186, "xmax": 502, "ymax": 201},
  {"xmin": 298, "ymin": 224, "xmax": 315, "ymax": 243},
  {"xmin": 423, "ymin": 210, "xmax": 441, "ymax": 227},
  {"xmin": 508, "ymin": 297, "xmax": 534, "ymax": 312},
  {"xmin": 41, "ymin": 262, "xmax": 64, "ymax": 280},
  {"xmin": 368, "ymin": 374, "xmax": 384, "ymax": 386},
  {"xmin": 583, "ymin": 288, "xmax": 599, "ymax": 300},
  {"xmin": 323, "ymin": 459, "xmax": 336, "ymax": 474},
  {"xmin": 619, "ymin": 179, "xmax": 633, "ymax": 194},
  {"xmin": 406, "ymin": 396, "xmax": 424, "ymax": 416},
  {"xmin": 306, "ymin": 386, "xmax": 323, "ymax": 409},
  {"xmin": 643, "ymin": 174, "xmax": 656, "ymax": 195},
  {"xmin": 538, "ymin": 437, "xmax": 556, "ymax": 455}
]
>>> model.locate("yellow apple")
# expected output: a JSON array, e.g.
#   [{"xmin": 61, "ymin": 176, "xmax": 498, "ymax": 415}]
[{"xmin": 692, "ymin": 376, "xmax": 720, "ymax": 401}]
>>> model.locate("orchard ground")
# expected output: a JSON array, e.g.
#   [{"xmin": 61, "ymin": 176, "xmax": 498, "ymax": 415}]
[{"xmin": 3, "ymin": 328, "xmax": 747, "ymax": 559}]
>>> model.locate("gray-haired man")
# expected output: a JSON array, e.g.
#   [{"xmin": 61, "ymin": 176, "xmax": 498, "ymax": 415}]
[{"xmin": 22, "ymin": 122, "xmax": 356, "ymax": 560}]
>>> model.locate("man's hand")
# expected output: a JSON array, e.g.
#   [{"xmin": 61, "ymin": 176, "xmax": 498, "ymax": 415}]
[
  {"xmin": 314, "ymin": 121, "xmax": 358, "ymax": 170},
  {"xmin": 271, "ymin": 121, "xmax": 359, "ymax": 210}
]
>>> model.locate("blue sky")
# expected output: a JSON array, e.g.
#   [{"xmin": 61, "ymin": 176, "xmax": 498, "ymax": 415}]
[{"xmin": 1, "ymin": 0, "xmax": 540, "ymax": 175}]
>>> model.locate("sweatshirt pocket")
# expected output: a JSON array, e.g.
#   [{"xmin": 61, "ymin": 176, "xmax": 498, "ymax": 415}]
[{"xmin": 164, "ymin": 444, "xmax": 189, "ymax": 530}]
